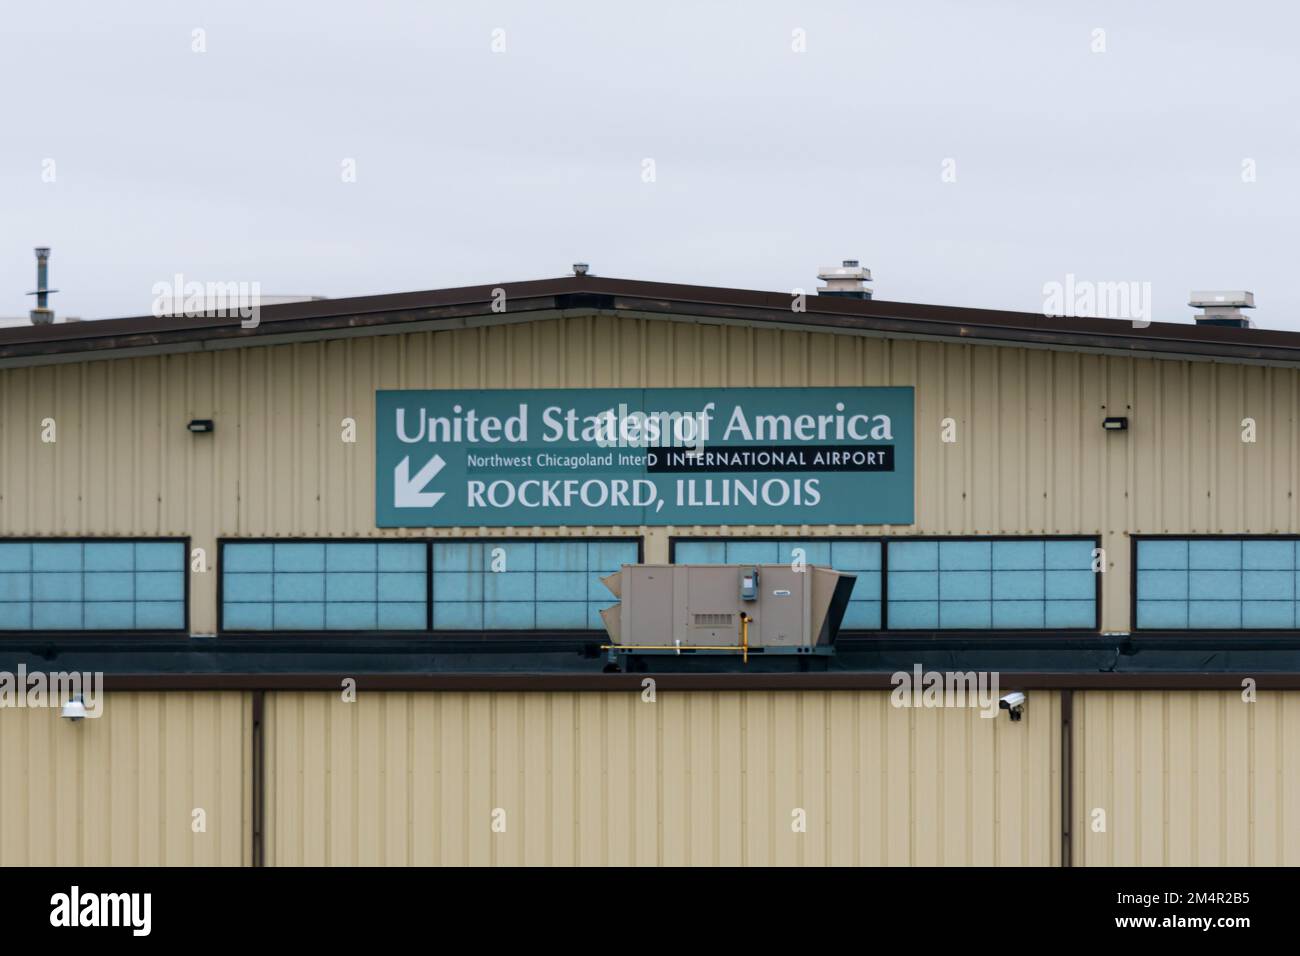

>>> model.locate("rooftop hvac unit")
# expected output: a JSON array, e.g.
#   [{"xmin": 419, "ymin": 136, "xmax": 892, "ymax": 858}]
[{"xmin": 599, "ymin": 563, "xmax": 857, "ymax": 665}]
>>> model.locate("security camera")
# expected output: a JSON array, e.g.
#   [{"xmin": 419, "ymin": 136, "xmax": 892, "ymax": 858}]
[{"xmin": 998, "ymin": 691, "xmax": 1026, "ymax": 721}]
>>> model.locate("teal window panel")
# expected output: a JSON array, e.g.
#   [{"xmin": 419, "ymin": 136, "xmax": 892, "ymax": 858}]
[
  {"xmin": 830, "ymin": 541, "xmax": 881, "ymax": 571},
  {"xmin": 378, "ymin": 542, "xmax": 427, "ymax": 572},
  {"xmin": 224, "ymin": 543, "xmax": 272, "ymax": 573},
  {"xmin": 274, "ymin": 543, "xmax": 325, "ymax": 573},
  {"xmin": 993, "ymin": 540, "xmax": 1044, "ymax": 570},
  {"xmin": 85, "ymin": 602, "xmax": 134, "ymax": 629},
  {"xmin": 325, "ymin": 572, "xmax": 377, "ymax": 602},
  {"xmin": 85, "ymin": 572, "xmax": 133, "ymax": 602},
  {"xmin": 1045, "ymin": 600, "xmax": 1096, "ymax": 628},
  {"xmin": 0, "ymin": 543, "xmax": 32, "ymax": 572},
  {"xmin": 889, "ymin": 541, "xmax": 938, "ymax": 571},
  {"xmin": 136, "ymin": 541, "xmax": 184, "ymax": 571},
  {"xmin": 939, "ymin": 570, "xmax": 990, "ymax": 601},
  {"xmin": 939, "ymin": 541, "xmax": 991, "ymax": 571},
  {"xmin": 432, "ymin": 572, "xmax": 483, "ymax": 602},
  {"xmin": 1137, "ymin": 540, "xmax": 1188, "ymax": 570},
  {"xmin": 940, "ymin": 601, "xmax": 991, "ymax": 628},
  {"xmin": 326, "ymin": 542, "xmax": 377, "ymax": 572},
  {"xmin": 1243, "ymin": 601, "xmax": 1294, "ymax": 628},
  {"xmin": 1243, "ymin": 570, "xmax": 1293, "ymax": 601},
  {"xmin": 1188, "ymin": 601, "xmax": 1242, "ymax": 628},
  {"xmin": 536, "ymin": 572, "xmax": 588, "ymax": 602},
  {"xmin": 1045, "ymin": 570, "xmax": 1094, "ymax": 601},
  {"xmin": 1188, "ymin": 570, "xmax": 1241, "ymax": 601},
  {"xmin": 0, "ymin": 603, "xmax": 32, "ymax": 628},
  {"xmin": 33, "ymin": 573, "xmax": 81, "ymax": 602},
  {"xmin": 1190, "ymin": 540, "xmax": 1241, "ymax": 570},
  {"xmin": 376, "ymin": 603, "xmax": 426, "ymax": 630},
  {"xmin": 274, "ymin": 573, "xmax": 325, "ymax": 603},
  {"xmin": 85, "ymin": 541, "xmax": 133, "ymax": 571},
  {"xmin": 1137, "ymin": 601, "xmax": 1188, "ymax": 628},
  {"xmin": 675, "ymin": 541, "xmax": 725, "ymax": 563},
  {"xmin": 223, "ymin": 603, "xmax": 273, "ymax": 630},
  {"xmin": 135, "ymin": 571, "xmax": 182, "ymax": 601},
  {"xmin": 136, "ymin": 602, "xmax": 183, "ymax": 629},
  {"xmin": 724, "ymin": 541, "xmax": 779, "ymax": 564},
  {"xmin": 1138, "ymin": 570, "xmax": 1188, "ymax": 601},
  {"xmin": 889, "ymin": 571, "xmax": 939, "ymax": 601},
  {"xmin": 33, "ymin": 600, "xmax": 82, "ymax": 632},
  {"xmin": 433, "ymin": 602, "xmax": 482, "ymax": 629},
  {"xmin": 588, "ymin": 541, "xmax": 635, "ymax": 572},
  {"xmin": 326, "ymin": 603, "xmax": 378, "ymax": 629},
  {"xmin": 33, "ymin": 543, "xmax": 82, "ymax": 571},
  {"xmin": 1244, "ymin": 540, "xmax": 1293, "ymax": 570},
  {"xmin": 535, "ymin": 541, "xmax": 587, "ymax": 571},
  {"xmin": 0, "ymin": 573, "xmax": 32, "ymax": 601},
  {"xmin": 842, "ymin": 600, "xmax": 881, "ymax": 629},
  {"xmin": 536, "ymin": 602, "xmax": 587, "ymax": 629},
  {"xmin": 993, "ymin": 570, "xmax": 1044, "ymax": 601},
  {"xmin": 225, "ymin": 573, "xmax": 273, "ymax": 603},
  {"xmin": 377, "ymin": 572, "xmax": 426, "ymax": 603},
  {"xmin": 432, "ymin": 542, "xmax": 480, "ymax": 572},
  {"xmin": 889, "ymin": 602, "xmax": 938, "ymax": 629},
  {"xmin": 484, "ymin": 571, "xmax": 536, "ymax": 602},
  {"xmin": 993, "ymin": 601, "xmax": 1045, "ymax": 629},
  {"xmin": 34, "ymin": 603, "xmax": 82, "ymax": 629},
  {"xmin": 485, "ymin": 602, "xmax": 535, "ymax": 629},
  {"xmin": 273, "ymin": 602, "xmax": 325, "ymax": 629},
  {"xmin": 849, "ymin": 572, "xmax": 881, "ymax": 602},
  {"xmin": 1046, "ymin": 539, "xmax": 1095, "ymax": 570}
]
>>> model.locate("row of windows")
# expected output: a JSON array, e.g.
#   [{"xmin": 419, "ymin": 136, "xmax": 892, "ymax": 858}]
[
  {"xmin": 674, "ymin": 538, "xmax": 1096, "ymax": 630},
  {"xmin": 9, "ymin": 535, "xmax": 1300, "ymax": 633}
]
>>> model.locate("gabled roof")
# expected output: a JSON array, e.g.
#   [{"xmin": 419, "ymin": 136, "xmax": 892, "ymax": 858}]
[{"xmin": 2, "ymin": 274, "xmax": 1296, "ymax": 367}]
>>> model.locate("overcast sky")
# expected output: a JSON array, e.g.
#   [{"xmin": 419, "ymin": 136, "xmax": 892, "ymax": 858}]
[{"xmin": 2, "ymin": 1, "xmax": 1298, "ymax": 328}]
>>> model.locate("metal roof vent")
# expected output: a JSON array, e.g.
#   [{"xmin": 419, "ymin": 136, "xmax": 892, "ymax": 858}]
[
  {"xmin": 1190, "ymin": 290, "xmax": 1254, "ymax": 329},
  {"xmin": 817, "ymin": 260, "xmax": 872, "ymax": 300},
  {"xmin": 27, "ymin": 247, "xmax": 57, "ymax": 325}
]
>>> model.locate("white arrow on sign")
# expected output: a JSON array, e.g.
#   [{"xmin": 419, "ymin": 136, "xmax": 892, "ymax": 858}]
[{"xmin": 394, "ymin": 454, "xmax": 446, "ymax": 508}]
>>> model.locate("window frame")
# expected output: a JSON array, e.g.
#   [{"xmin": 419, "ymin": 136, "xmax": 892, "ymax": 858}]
[
  {"xmin": 1130, "ymin": 533, "xmax": 1300, "ymax": 634},
  {"xmin": 669, "ymin": 534, "xmax": 1102, "ymax": 635},
  {"xmin": 217, "ymin": 536, "xmax": 643, "ymax": 637},
  {"xmin": 0, "ymin": 536, "xmax": 191, "ymax": 636}
]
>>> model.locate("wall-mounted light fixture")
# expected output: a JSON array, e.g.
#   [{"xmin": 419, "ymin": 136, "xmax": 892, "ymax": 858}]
[
  {"xmin": 60, "ymin": 697, "xmax": 86, "ymax": 721},
  {"xmin": 1102, "ymin": 417, "xmax": 1128, "ymax": 431},
  {"xmin": 187, "ymin": 420, "xmax": 215, "ymax": 434}
]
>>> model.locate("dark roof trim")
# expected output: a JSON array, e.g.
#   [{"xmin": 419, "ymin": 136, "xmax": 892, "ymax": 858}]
[
  {"xmin": 3, "ymin": 275, "xmax": 1299, "ymax": 366},
  {"xmin": 97, "ymin": 672, "xmax": 1300, "ymax": 691}
]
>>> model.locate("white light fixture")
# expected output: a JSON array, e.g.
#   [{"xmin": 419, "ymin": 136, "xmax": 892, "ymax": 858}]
[{"xmin": 60, "ymin": 697, "xmax": 87, "ymax": 721}]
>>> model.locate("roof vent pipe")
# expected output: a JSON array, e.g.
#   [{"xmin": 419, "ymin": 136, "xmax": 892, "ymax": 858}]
[
  {"xmin": 1190, "ymin": 291, "xmax": 1254, "ymax": 329},
  {"xmin": 817, "ymin": 260, "xmax": 872, "ymax": 300},
  {"xmin": 27, "ymin": 247, "xmax": 57, "ymax": 325}
]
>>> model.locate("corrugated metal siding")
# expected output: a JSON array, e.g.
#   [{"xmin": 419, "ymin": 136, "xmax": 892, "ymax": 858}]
[
  {"xmin": 2, "ymin": 317, "xmax": 1296, "ymax": 633},
  {"xmin": 264, "ymin": 689, "xmax": 1059, "ymax": 866},
  {"xmin": 1072, "ymin": 690, "xmax": 1300, "ymax": 866},
  {"xmin": 0, "ymin": 691, "xmax": 251, "ymax": 866}
]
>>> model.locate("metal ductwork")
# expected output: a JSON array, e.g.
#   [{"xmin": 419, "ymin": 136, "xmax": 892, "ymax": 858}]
[{"xmin": 599, "ymin": 563, "xmax": 857, "ymax": 665}]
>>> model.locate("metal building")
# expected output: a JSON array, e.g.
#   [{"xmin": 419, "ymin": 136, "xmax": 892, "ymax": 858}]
[{"xmin": 1, "ymin": 269, "xmax": 1298, "ymax": 866}]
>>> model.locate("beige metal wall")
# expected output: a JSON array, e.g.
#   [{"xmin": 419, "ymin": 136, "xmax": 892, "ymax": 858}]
[
  {"xmin": 0, "ymin": 691, "xmax": 251, "ymax": 866},
  {"xmin": 1072, "ymin": 690, "xmax": 1300, "ymax": 866},
  {"xmin": 1, "ymin": 315, "xmax": 1295, "ymax": 633},
  {"xmin": 264, "ymin": 689, "xmax": 1060, "ymax": 866}
]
